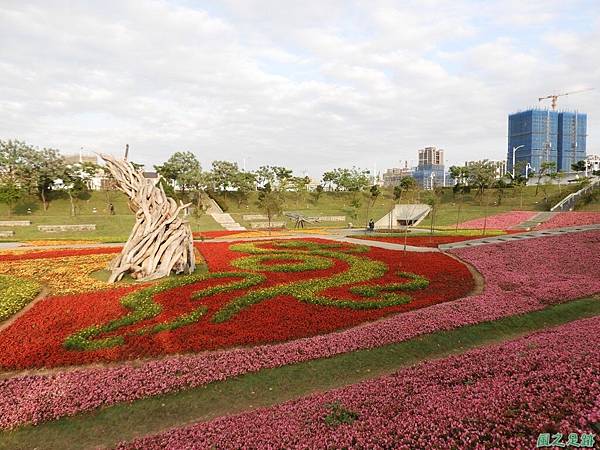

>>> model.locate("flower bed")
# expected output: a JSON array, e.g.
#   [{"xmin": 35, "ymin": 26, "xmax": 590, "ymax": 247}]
[
  {"xmin": 119, "ymin": 315, "xmax": 600, "ymax": 450},
  {"xmin": 0, "ymin": 254, "xmax": 115, "ymax": 296},
  {"xmin": 0, "ymin": 239, "xmax": 472, "ymax": 370},
  {"xmin": 0, "ymin": 275, "xmax": 41, "ymax": 321},
  {"xmin": 0, "ymin": 231, "xmax": 598, "ymax": 429},
  {"xmin": 536, "ymin": 212, "xmax": 600, "ymax": 230},
  {"xmin": 457, "ymin": 211, "xmax": 537, "ymax": 229}
]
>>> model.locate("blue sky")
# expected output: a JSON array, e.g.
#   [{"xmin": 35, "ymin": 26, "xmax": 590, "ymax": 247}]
[{"xmin": 1, "ymin": 0, "xmax": 598, "ymax": 176}]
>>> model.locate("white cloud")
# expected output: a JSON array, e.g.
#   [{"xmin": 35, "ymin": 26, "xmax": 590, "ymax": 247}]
[{"xmin": 0, "ymin": 0, "xmax": 598, "ymax": 175}]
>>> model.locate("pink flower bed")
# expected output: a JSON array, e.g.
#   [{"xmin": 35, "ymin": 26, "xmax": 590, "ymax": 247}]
[
  {"xmin": 1, "ymin": 230, "xmax": 599, "ymax": 429},
  {"xmin": 119, "ymin": 315, "xmax": 600, "ymax": 449},
  {"xmin": 536, "ymin": 212, "xmax": 600, "ymax": 230},
  {"xmin": 457, "ymin": 211, "xmax": 537, "ymax": 229}
]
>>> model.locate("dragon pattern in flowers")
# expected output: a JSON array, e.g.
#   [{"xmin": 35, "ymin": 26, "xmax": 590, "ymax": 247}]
[{"xmin": 64, "ymin": 240, "xmax": 429, "ymax": 350}]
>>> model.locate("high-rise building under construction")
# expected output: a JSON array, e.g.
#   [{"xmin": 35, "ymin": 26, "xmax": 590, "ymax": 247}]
[{"xmin": 507, "ymin": 108, "xmax": 587, "ymax": 174}]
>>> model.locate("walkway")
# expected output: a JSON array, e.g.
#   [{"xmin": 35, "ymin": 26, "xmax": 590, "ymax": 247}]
[
  {"xmin": 439, "ymin": 223, "xmax": 600, "ymax": 250},
  {"xmin": 204, "ymin": 197, "xmax": 246, "ymax": 231},
  {"xmin": 509, "ymin": 211, "xmax": 556, "ymax": 231}
]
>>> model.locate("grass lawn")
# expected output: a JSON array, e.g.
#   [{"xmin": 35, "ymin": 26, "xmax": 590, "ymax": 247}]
[
  {"xmin": 0, "ymin": 192, "xmax": 220, "ymax": 242},
  {"xmin": 1, "ymin": 184, "xmax": 597, "ymax": 242},
  {"xmin": 2, "ymin": 296, "xmax": 598, "ymax": 450}
]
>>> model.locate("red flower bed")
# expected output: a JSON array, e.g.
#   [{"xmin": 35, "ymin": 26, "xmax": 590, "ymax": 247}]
[
  {"xmin": 0, "ymin": 239, "xmax": 473, "ymax": 370},
  {"xmin": 354, "ymin": 235, "xmax": 487, "ymax": 247},
  {"xmin": 0, "ymin": 247, "xmax": 122, "ymax": 262}
]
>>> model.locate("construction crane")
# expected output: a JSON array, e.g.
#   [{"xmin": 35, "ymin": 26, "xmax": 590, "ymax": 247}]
[{"xmin": 538, "ymin": 88, "xmax": 594, "ymax": 110}]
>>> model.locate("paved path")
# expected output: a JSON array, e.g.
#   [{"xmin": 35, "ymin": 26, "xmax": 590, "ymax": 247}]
[
  {"xmin": 439, "ymin": 223, "xmax": 600, "ymax": 250},
  {"xmin": 510, "ymin": 211, "xmax": 557, "ymax": 231}
]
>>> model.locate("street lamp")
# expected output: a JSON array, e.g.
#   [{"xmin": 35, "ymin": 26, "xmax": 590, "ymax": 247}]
[
  {"xmin": 429, "ymin": 172, "xmax": 436, "ymax": 190},
  {"xmin": 512, "ymin": 145, "xmax": 525, "ymax": 179},
  {"xmin": 525, "ymin": 163, "xmax": 533, "ymax": 180}
]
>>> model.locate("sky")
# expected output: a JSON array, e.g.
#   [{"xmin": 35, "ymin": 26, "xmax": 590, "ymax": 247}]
[{"xmin": 1, "ymin": 0, "xmax": 599, "ymax": 177}]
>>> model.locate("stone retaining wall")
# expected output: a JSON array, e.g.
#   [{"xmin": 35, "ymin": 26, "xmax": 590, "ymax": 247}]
[
  {"xmin": 250, "ymin": 221, "xmax": 286, "ymax": 229},
  {"xmin": 38, "ymin": 224, "xmax": 96, "ymax": 232},
  {"xmin": 0, "ymin": 221, "xmax": 31, "ymax": 227}
]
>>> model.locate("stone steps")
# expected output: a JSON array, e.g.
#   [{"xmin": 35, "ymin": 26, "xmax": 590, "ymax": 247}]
[{"xmin": 510, "ymin": 211, "xmax": 557, "ymax": 231}]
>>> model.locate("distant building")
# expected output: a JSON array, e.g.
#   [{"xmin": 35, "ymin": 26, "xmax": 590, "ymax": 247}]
[
  {"xmin": 586, "ymin": 154, "xmax": 600, "ymax": 172},
  {"xmin": 413, "ymin": 146, "xmax": 446, "ymax": 189},
  {"xmin": 507, "ymin": 108, "xmax": 587, "ymax": 174},
  {"xmin": 382, "ymin": 162, "xmax": 412, "ymax": 187},
  {"xmin": 465, "ymin": 160, "xmax": 507, "ymax": 179}
]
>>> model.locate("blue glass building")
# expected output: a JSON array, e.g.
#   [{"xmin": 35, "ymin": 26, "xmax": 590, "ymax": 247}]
[
  {"xmin": 507, "ymin": 109, "xmax": 587, "ymax": 174},
  {"xmin": 557, "ymin": 112, "xmax": 587, "ymax": 171}
]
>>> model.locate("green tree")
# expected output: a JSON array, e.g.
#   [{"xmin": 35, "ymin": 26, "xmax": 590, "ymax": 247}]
[
  {"xmin": 0, "ymin": 180, "xmax": 23, "ymax": 216},
  {"xmin": 571, "ymin": 160, "xmax": 586, "ymax": 173},
  {"xmin": 467, "ymin": 160, "xmax": 496, "ymax": 205},
  {"xmin": 154, "ymin": 151, "xmax": 202, "ymax": 196},
  {"xmin": 291, "ymin": 176, "xmax": 310, "ymax": 206},
  {"xmin": 310, "ymin": 184, "xmax": 324, "ymax": 205},
  {"xmin": 535, "ymin": 161, "xmax": 556, "ymax": 197},
  {"xmin": 364, "ymin": 184, "xmax": 381, "ymax": 227},
  {"xmin": 210, "ymin": 161, "xmax": 240, "ymax": 191},
  {"xmin": 393, "ymin": 176, "xmax": 417, "ymax": 202},
  {"xmin": 61, "ymin": 162, "xmax": 98, "ymax": 216},
  {"xmin": 256, "ymin": 183, "xmax": 284, "ymax": 234},
  {"xmin": 231, "ymin": 171, "xmax": 257, "ymax": 207}
]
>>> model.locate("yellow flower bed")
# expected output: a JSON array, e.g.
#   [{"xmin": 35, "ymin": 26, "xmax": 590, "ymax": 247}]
[
  {"xmin": 0, "ymin": 254, "xmax": 113, "ymax": 296},
  {"xmin": 0, "ymin": 274, "xmax": 42, "ymax": 321}
]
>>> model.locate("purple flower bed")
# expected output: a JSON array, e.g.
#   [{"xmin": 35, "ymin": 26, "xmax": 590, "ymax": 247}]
[
  {"xmin": 119, "ymin": 315, "xmax": 600, "ymax": 449},
  {"xmin": 1, "ymin": 230, "xmax": 599, "ymax": 429},
  {"xmin": 457, "ymin": 211, "xmax": 537, "ymax": 229}
]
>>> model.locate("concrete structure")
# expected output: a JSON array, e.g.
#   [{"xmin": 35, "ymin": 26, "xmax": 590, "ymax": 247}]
[
  {"xmin": 374, "ymin": 204, "xmax": 431, "ymax": 230},
  {"xmin": 507, "ymin": 108, "xmax": 587, "ymax": 174},
  {"xmin": 413, "ymin": 147, "xmax": 445, "ymax": 189}
]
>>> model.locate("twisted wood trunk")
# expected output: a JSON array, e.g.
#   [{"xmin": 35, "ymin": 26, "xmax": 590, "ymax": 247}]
[{"xmin": 100, "ymin": 154, "xmax": 195, "ymax": 283}]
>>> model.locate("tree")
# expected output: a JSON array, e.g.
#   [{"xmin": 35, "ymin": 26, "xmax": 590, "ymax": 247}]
[
  {"xmin": 28, "ymin": 147, "xmax": 66, "ymax": 211},
  {"xmin": 571, "ymin": 160, "xmax": 586, "ymax": 173},
  {"xmin": 467, "ymin": 160, "xmax": 496, "ymax": 205},
  {"xmin": 310, "ymin": 184, "xmax": 324, "ymax": 205},
  {"xmin": 0, "ymin": 180, "xmax": 23, "ymax": 216},
  {"xmin": 154, "ymin": 151, "xmax": 202, "ymax": 196},
  {"xmin": 534, "ymin": 161, "xmax": 557, "ymax": 202},
  {"xmin": 364, "ymin": 184, "xmax": 381, "ymax": 228},
  {"xmin": 535, "ymin": 161, "xmax": 556, "ymax": 197},
  {"xmin": 493, "ymin": 178, "xmax": 509, "ymax": 206},
  {"xmin": 256, "ymin": 183, "xmax": 284, "ymax": 233},
  {"xmin": 231, "ymin": 171, "xmax": 257, "ymax": 207},
  {"xmin": 210, "ymin": 161, "xmax": 240, "ymax": 191},
  {"xmin": 291, "ymin": 176, "xmax": 310, "ymax": 206},
  {"xmin": 393, "ymin": 176, "xmax": 417, "ymax": 202},
  {"xmin": 320, "ymin": 168, "xmax": 370, "ymax": 192},
  {"xmin": 60, "ymin": 162, "xmax": 98, "ymax": 216}
]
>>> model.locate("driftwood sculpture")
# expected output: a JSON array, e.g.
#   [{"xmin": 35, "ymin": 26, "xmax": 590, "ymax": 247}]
[{"xmin": 100, "ymin": 153, "xmax": 195, "ymax": 283}]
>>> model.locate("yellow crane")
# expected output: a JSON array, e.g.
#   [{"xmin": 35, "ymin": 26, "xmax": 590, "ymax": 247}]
[{"xmin": 538, "ymin": 88, "xmax": 594, "ymax": 110}]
